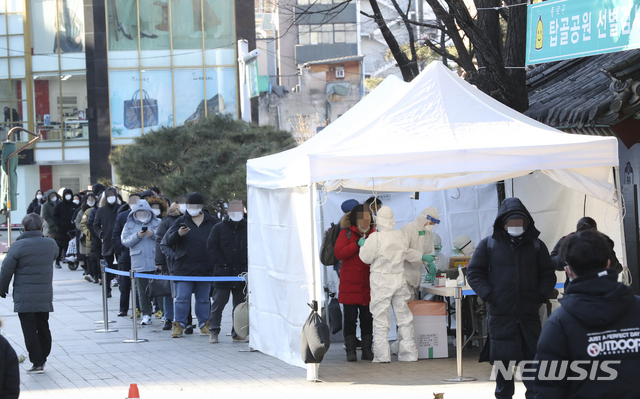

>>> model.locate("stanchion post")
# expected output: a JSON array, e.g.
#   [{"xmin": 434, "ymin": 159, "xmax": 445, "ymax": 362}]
[
  {"xmin": 124, "ymin": 270, "xmax": 147, "ymax": 343},
  {"xmin": 95, "ymin": 260, "xmax": 118, "ymax": 333},
  {"xmin": 444, "ymin": 286, "xmax": 475, "ymax": 382}
]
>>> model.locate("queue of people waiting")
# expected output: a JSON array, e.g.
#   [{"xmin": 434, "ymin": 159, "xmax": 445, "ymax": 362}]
[{"xmin": 26, "ymin": 185, "xmax": 248, "ymax": 343}]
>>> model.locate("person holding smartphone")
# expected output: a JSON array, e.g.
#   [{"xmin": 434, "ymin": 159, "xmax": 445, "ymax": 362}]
[{"xmin": 121, "ymin": 199, "xmax": 160, "ymax": 326}]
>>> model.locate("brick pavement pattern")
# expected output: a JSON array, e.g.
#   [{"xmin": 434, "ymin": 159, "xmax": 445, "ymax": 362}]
[{"xmin": 0, "ymin": 263, "xmax": 530, "ymax": 398}]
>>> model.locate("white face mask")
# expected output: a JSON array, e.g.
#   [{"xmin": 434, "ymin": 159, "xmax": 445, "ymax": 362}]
[
  {"xmin": 49, "ymin": 196, "xmax": 57, "ymax": 203},
  {"xmin": 87, "ymin": 200, "xmax": 96, "ymax": 207},
  {"xmin": 73, "ymin": 199, "xmax": 80, "ymax": 205},
  {"xmin": 152, "ymin": 209, "xmax": 161, "ymax": 216},
  {"xmin": 425, "ymin": 224, "xmax": 435, "ymax": 232},
  {"xmin": 107, "ymin": 196, "xmax": 116, "ymax": 204},
  {"xmin": 229, "ymin": 211, "xmax": 243, "ymax": 222},
  {"xmin": 135, "ymin": 210, "xmax": 150, "ymax": 222},
  {"xmin": 507, "ymin": 226, "xmax": 525, "ymax": 237},
  {"xmin": 187, "ymin": 208, "xmax": 201, "ymax": 217},
  {"xmin": 179, "ymin": 204, "xmax": 187, "ymax": 214},
  {"xmin": 65, "ymin": 194, "xmax": 72, "ymax": 201},
  {"xmin": 36, "ymin": 194, "xmax": 43, "ymax": 200}
]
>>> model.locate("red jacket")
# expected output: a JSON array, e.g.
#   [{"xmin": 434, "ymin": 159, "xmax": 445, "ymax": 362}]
[{"xmin": 335, "ymin": 223, "xmax": 372, "ymax": 306}]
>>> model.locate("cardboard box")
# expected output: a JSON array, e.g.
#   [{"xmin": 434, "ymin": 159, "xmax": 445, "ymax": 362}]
[
  {"xmin": 408, "ymin": 300, "xmax": 448, "ymax": 359},
  {"xmin": 448, "ymin": 256, "xmax": 471, "ymax": 269}
]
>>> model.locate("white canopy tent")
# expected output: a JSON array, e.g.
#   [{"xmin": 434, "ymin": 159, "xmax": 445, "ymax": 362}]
[{"xmin": 246, "ymin": 62, "xmax": 623, "ymax": 374}]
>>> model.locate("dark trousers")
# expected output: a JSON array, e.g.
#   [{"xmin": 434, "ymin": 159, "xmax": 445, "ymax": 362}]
[
  {"xmin": 342, "ymin": 304, "xmax": 373, "ymax": 338},
  {"xmin": 56, "ymin": 244, "xmax": 67, "ymax": 263},
  {"xmin": 102, "ymin": 253, "xmax": 115, "ymax": 294},
  {"xmin": 209, "ymin": 286, "xmax": 245, "ymax": 336},
  {"xmin": 18, "ymin": 312, "xmax": 52, "ymax": 367},
  {"xmin": 495, "ymin": 330, "xmax": 536, "ymax": 399},
  {"xmin": 89, "ymin": 251, "xmax": 100, "ymax": 280},
  {"xmin": 118, "ymin": 261, "xmax": 131, "ymax": 313}
]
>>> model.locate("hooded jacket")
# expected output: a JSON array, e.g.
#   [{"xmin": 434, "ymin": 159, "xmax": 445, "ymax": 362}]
[
  {"xmin": 27, "ymin": 190, "xmax": 44, "ymax": 214},
  {"xmin": 155, "ymin": 203, "xmax": 182, "ymax": 271},
  {"xmin": 533, "ymin": 269, "xmax": 640, "ymax": 399},
  {"xmin": 0, "ymin": 230, "xmax": 58, "ymax": 313},
  {"xmin": 121, "ymin": 200, "xmax": 160, "ymax": 272},
  {"xmin": 466, "ymin": 197, "xmax": 556, "ymax": 363},
  {"xmin": 400, "ymin": 207, "xmax": 438, "ymax": 288},
  {"xmin": 41, "ymin": 189, "xmax": 59, "ymax": 237},
  {"xmin": 161, "ymin": 210, "xmax": 219, "ymax": 276},
  {"xmin": 112, "ymin": 203, "xmax": 133, "ymax": 265},
  {"xmin": 53, "ymin": 188, "xmax": 78, "ymax": 246},
  {"xmin": 206, "ymin": 216, "xmax": 247, "ymax": 289},
  {"xmin": 93, "ymin": 187, "xmax": 120, "ymax": 256},
  {"xmin": 334, "ymin": 212, "xmax": 373, "ymax": 305}
]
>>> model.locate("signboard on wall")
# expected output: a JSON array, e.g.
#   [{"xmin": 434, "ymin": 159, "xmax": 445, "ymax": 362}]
[
  {"xmin": 526, "ymin": 0, "xmax": 640, "ymax": 65},
  {"xmin": 247, "ymin": 59, "xmax": 260, "ymax": 99},
  {"xmin": 0, "ymin": 149, "xmax": 34, "ymax": 165}
]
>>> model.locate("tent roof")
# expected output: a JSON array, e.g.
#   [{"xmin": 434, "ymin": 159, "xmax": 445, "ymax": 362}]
[{"xmin": 247, "ymin": 62, "xmax": 619, "ymax": 200}]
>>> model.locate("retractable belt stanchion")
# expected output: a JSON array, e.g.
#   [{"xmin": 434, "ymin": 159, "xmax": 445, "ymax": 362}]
[
  {"xmin": 444, "ymin": 286, "xmax": 476, "ymax": 382},
  {"xmin": 95, "ymin": 260, "xmax": 118, "ymax": 333},
  {"xmin": 124, "ymin": 270, "xmax": 147, "ymax": 343}
]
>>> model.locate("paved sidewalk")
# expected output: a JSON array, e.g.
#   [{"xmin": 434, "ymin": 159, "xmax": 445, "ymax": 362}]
[{"xmin": 0, "ymin": 264, "xmax": 529, "ymax": 399}]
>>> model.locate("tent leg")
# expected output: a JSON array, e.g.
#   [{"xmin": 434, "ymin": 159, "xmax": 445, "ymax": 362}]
[
  {"xmin": 614, "ymin": 167, "xmax": 629, "ymax": 268},
  {"xmin": 307, "ymin": 183, "xmax": 323, "ymax": 382},
  {"xmin": 307, "ymin": 364, "xmax": 320, "ymax": 382}
]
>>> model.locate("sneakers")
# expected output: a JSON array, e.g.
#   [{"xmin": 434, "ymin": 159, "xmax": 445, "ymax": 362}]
[
  {"xmin": 233, "ymin": 335, "xmax": 249, "ymax": 343},
  {"xmin": 171, "ymin": 321, "xmax": 183, "ymax": 338},
  {"xmin": 106, "ymin": 292, "xmax": 112, "ymax": 298},
  {"xmin": 130, "ymin": 309, "xmax": 141, "ymax": 319},
  {"xmin": 141, "ymin": 315, "xmax": 152, "ymax": 325},
  {"xmin": 162, "ymin": 319, "xmax": 172, "ymax": 330},
  {"xmin": 55, "ymin": 262, "xmax": 62, "ymax": 269},
  {"xmin": 27, "ymin": 365, "xmax": 44, "ymax": 374},
  {"xmin": 111, "ymin": 278, "xmax": 118, "ymax": 287},
  {"xmin": 185, "ymin": 325, "xmax": 194, "ymax": 335},
  {"xmin": 155, "ymin": 310, "xmax": 163, "ymax": 318},
  {"xmin": 117, "ymin": 311, "xmax": 127, "ymax": 317},
  {"xmin": 200, "ymin": 321, "xmax": 210, "ymax": 335},
  {"xmin": 84, "ymin": 275, "xmax": 94, "ymax": 283},
  {"xmin": 209, "ymin": 332, "xmax": 219, "ymax": 343}
]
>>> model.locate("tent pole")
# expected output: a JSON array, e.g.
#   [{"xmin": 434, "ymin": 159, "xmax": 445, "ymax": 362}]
[
  {"xmin": 307, "ymin": 183, "xmax": 322, "ymax": 382},
  {"xmin": 614, "ymin": 167, "xmax": 629, "ymax": 268}
]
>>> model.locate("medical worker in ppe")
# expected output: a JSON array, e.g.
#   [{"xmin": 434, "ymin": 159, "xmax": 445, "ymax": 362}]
[
  {"xmin": 401, "ymin": 206, "xmax": 440, "ymax": 298},
  {"xmin": 432, "ymin": 233, "xmax": 448, "ymax": 272},
  {"xmin": 452, "ymin": 234, "xmax": 475, "ymax": 256},
  {"xmin": 359, "ymin": 206, "xmax": 419, "ymax": 363}
]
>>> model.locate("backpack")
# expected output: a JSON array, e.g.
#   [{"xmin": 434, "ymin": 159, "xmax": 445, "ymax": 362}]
[{"xmin": 320, "ymin": 222, "xmax": 341, "ymax": 266}]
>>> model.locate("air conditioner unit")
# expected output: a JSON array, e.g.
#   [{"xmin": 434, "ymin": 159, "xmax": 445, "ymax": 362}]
[{"xmin": 335, "ymin": 67, "xmax": 345, "ymax": 79}]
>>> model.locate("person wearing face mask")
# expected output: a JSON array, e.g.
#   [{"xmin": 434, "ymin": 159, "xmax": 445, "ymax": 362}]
[
  {"xmin": 359, "ymin": 206, "xmax": 420, "ymax": 363},
  {"xmin": 401, "ymin": 206, "xmax": 441, "ymax": 298},
  {"xmin": 80, "ymin": 193, "xmax": 99, "ymax": 282},
  {"xmin": 112, "ymin": 193, "xmax": 142, "ymax": 316},
  {"xmin": 27, "ymin": 190, "xmax": 45, "ymax": 215},
  {"xmin": 466, "ymin": 197, "xmax": 555, "ymax": 399},
  {"xmin": 432, "ymin": 233, "xmax": 448, "ymax": 272},
  {"xmin": 121, "ymin": 199, "xmax": 161, "ymax": 326},
  {"xmin": 40, "ymin": 189, "xmax": 59, "ymax": 241},
  {"xmin": 93, "ymin": 187, "xmax": 121, "ymax": 298},
  {"xmin": 334, "ymin": 204, "xmax": 374, "ymax": 361},
  {"xmin": 155, "ymin": 196, "xmax": 186, "ymax": 330},
  {"xmin": 52, "ymin": 188, "xmax": 78, "ymax": 269},
  {"xmin": 206, "ymin": 200, "xmax": 248, "ymax": 344},
  {"xmin": 452, "ymin": 234, "xmax": 476, "ymax": 257},
  {"xmin": 161, "ymin": 192, "xmax": 220, "ymax": 338},
  {"xmin": 75, "ymin": 193, "xmax": 96, "ymax": 280}
]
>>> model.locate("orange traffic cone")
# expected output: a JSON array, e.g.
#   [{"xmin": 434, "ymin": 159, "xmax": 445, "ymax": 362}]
[{"xmin": 127, "ymin": 383, "xmax": 140, "ymax": 398}]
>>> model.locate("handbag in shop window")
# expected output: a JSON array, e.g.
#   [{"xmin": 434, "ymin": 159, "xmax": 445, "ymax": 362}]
[{"xmin": 123, "ymin": 90, "xmax": 159, "ymax": 130}]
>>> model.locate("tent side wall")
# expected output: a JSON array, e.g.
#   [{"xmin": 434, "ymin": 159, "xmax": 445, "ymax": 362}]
[{"xmin": 248, "ymin": 185, "xmax": 316, "ymax": 368}]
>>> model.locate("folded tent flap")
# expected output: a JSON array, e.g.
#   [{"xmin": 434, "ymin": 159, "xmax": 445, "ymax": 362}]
[{"xmin": 408, "ymin": 300, "xmax": 447, "ymax": 316}]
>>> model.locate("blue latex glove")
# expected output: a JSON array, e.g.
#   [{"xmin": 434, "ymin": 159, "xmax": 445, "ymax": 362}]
[
  {"xmin": 422, "ymin": 254, "xmax": 436, "ymax": 262},
  {"xmin": 358, "ymin": 237, "xmax": 366, "ymax": 247}
]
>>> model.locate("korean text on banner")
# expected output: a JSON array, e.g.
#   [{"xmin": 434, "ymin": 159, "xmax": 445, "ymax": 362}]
[{"xmin": 526, "ymin": 0, "xmax": 640, "ymax": 65}]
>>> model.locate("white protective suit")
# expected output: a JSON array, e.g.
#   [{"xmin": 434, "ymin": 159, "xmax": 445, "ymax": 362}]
[
  {"xmin": 359, "ymin": 206, "xmax": 419, "ymax": 363},
  {"xmin": 453, "ymin": 234, "xmax": 476, "ymax": 256},
  {"xmin": 400, "ymin": 206, "xmax": 439, "ymax": 294}
]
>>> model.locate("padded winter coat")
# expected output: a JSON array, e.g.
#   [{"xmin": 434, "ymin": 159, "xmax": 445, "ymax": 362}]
[
  {"xmin": 206, "ymin": 217, "xmax": 247, "ymax": 289},
  {"xmin": 121, "ymin": 201, "xmax": 160, "ymax": 273},
  {"xmin": 466, "ymin": 197, "xmax": 556, "ymax": 364},
  {"xmin": 40, "ymin": 189, "xmax": 58, "ymax": 237},
  {"xmin": 53, "ymin": 188, "xmax": 78, "ymax": 246},
  {"xmin": 533, "ymin": 269, "xmax": 640, "ymax": 399},
  {"xmin": 155, "ymin": 204, "xmax": 181, "ymax": 272},
  {"xmin": 0, "ymin": 335, "xmax": 19, "ymax": 399},
  {"xmin": 93, "ymin": 188, "xmax": 120, "ymax": 257},
  {"xmin": 161, "ymin": 211, "xmax": 219, "ymax": 276},
  {"xmin": 0, "ymin": 230, "xmax": 58, "ymax": 313},
  {"xmin": 334, "ymin": 214, "xmax": 372, "ymax": 306}
]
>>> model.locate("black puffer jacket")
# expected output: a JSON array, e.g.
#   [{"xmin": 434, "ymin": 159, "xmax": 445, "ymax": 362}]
[
  {"xmin": 93, "ymin": 187, "xmax": 120, "ymax": 257},
  {"xmin": 550, "ymin": 232, "xmax": 622, "ymax": 273},
  {"xmin": 0, "ymin": 335, "xmax": 19, "ymax": 399},
  {"xmin": 155, "ymin": 204, "xmax": 182, "ymax": 272},
  {"xmin": 87, "ymin": 207, "xmax": 101, "ymax": 254},
  {"xmin": 466, "ymin": 197, "xmax": 556, "ymax": 364},
  {"xmin": 0, "ymin": 230, "xmax": 58, "ymax": 313},
  {"xmin": 53, "ymin": 188, "xmax": 78, "ymax": 246},
  {"xmin": 161, "ymin": 211, "xmax": 219, "ymax": 276},
  {"xmin": 206, "ymin": 217, "xmax": 247, "ymax": 289},
  {"xmin": 112, "ymin": 207, "xmax": 131, "ymax": 265},
  {"xmin": 533, "ymin": 269, "xmax": 640, "ymax": 399}
]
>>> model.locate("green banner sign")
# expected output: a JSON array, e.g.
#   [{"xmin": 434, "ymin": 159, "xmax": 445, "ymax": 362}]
[
  {"xmin": 247, "ymin": 59, "xmax": 259, "ymax": 99},
  {"xmin": 526, "ymin": 0, "xmax": 640, "ymax": 65}
]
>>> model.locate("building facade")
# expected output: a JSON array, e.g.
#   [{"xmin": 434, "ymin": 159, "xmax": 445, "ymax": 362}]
[{"xmin": 0, "ymin": 0, "xmax": 252, "ymax": 223}]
